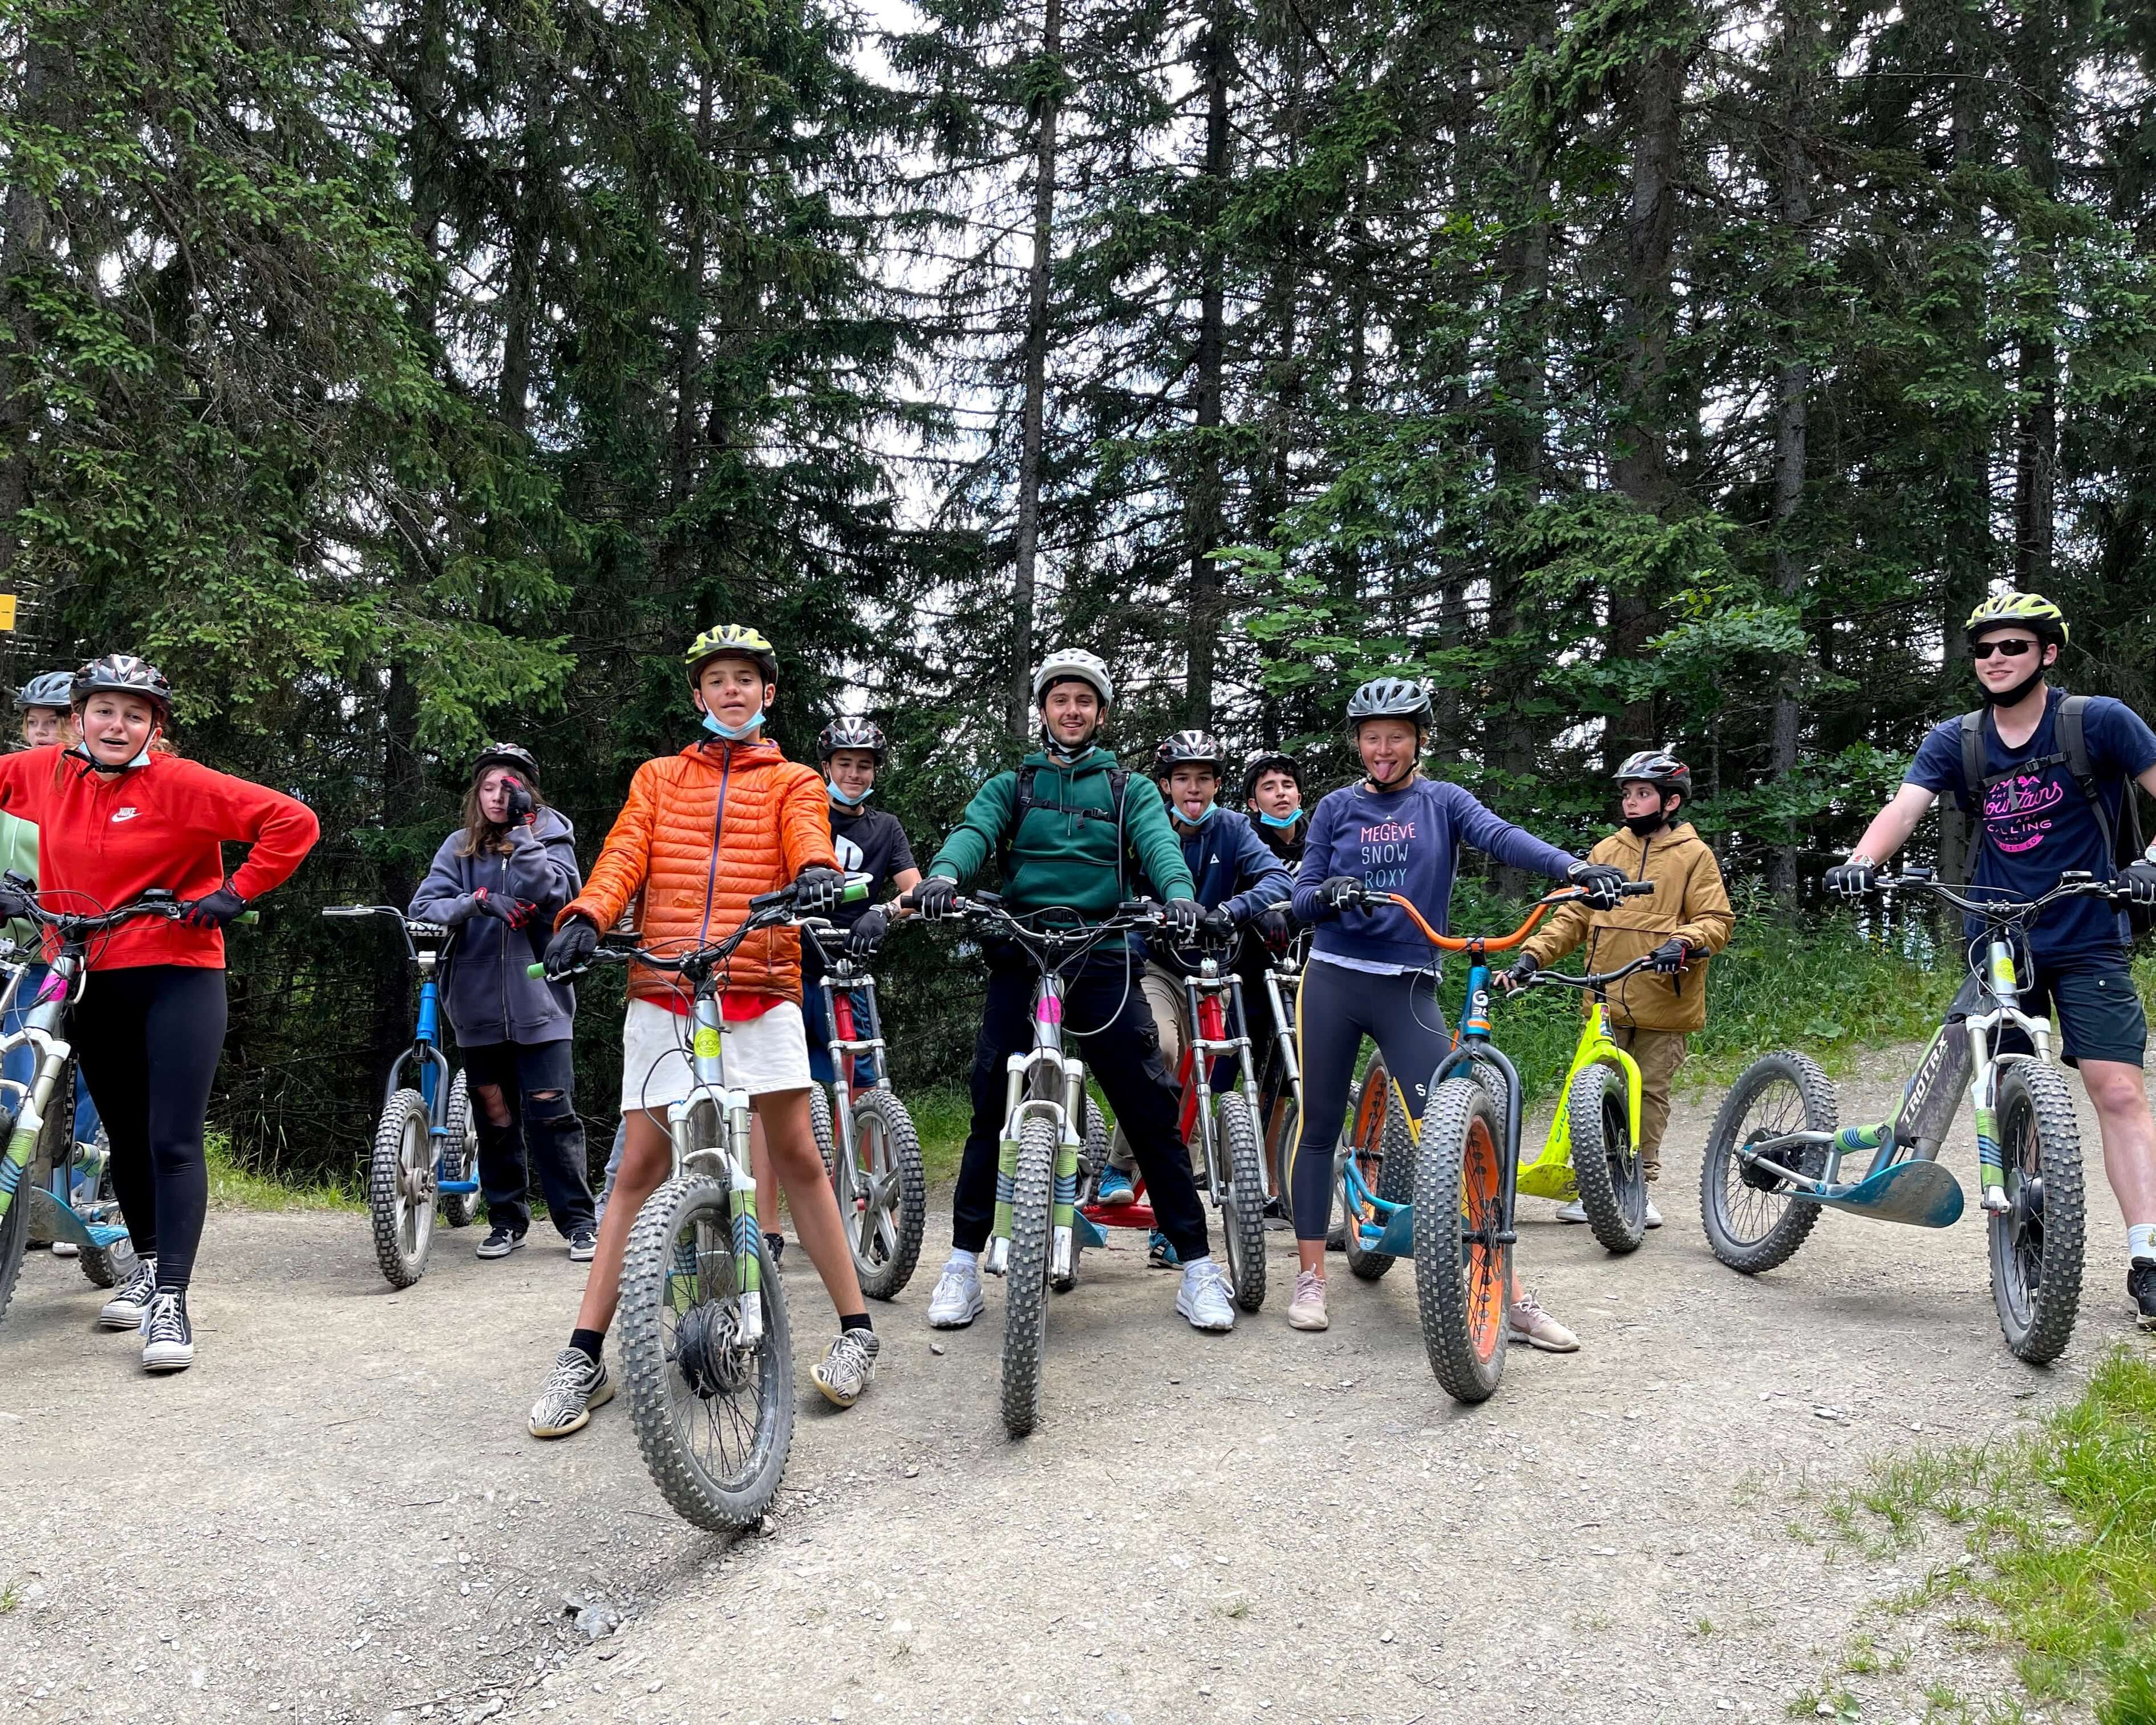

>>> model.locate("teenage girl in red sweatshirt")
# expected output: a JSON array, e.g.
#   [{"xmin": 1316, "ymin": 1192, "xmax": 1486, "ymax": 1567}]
[{"xmin": 0, "ymin": 656, "xmax": 318, "ymax": 1372}]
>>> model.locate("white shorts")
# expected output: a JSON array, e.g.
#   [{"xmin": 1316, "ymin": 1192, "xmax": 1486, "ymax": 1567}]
[{"xmin": 618, "ymin": 996, "xmax": 812, "ymax": 1115}]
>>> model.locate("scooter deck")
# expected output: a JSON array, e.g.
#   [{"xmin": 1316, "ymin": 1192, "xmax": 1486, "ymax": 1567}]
[
  {"xmin": 1802, "ymin": 1158, "xmax": 1964, "ymax": 1229},
  {"xmin": 26, "ymin": 1187, "xmax": 138, "ymax": 1260}
]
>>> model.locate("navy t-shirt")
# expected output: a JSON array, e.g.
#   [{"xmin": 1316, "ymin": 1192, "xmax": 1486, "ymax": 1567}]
[
  {"xmin": 1906, "ymin": 689, "xmax": 2156, "ymax": 959},
  {"xmin": 806, "ymin": 803, "xmax": 917, "ymax": 977}
]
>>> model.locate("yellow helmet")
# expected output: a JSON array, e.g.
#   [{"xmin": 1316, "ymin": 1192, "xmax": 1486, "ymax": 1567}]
[
  {"xmin": 684, "ymin": 623, "xmax": 778, "ymax": 683},
  {"xmin": 1965, "ymin": 591, "xmax": 2068, "ymax": 647}
]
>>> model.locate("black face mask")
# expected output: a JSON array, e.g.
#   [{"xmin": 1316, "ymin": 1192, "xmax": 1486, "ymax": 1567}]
[
  {"xmin": 1977, "ymin": 659, "xmax": 2048, "ymax": 708},
  {"xmin": 1623, "ymin": 810, "xmax": 1668, "ymax": 838}
]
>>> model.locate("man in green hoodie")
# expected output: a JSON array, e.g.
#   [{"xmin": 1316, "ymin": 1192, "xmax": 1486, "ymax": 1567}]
[{"xmin": 910, "ymin": 649, "xmax": 1238, "ymax": 1332}]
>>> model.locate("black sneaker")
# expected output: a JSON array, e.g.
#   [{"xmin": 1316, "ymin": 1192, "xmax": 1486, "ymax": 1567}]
[
  {"xmin": 764, "ymin": 1230, "xmax": 785, "ymax": 1268},
  {"xmin": 2131, "ymin": 1260, "xmax": 2156, "ymax": 1331},
  {"xmin": 477, "ymin": 1225, "xmax": 526, "ymax": 1261},
  {"xmin": 567, "ymin": 1228, "xmax": 598, "ymax": 1263},
  {"xmin": 141, "ymin": 1290, "xmax": 194, "ymax": 1372},
  {"xmin": 99, "ymin": 1257, "xmax": 157, "ymax": 1330}
]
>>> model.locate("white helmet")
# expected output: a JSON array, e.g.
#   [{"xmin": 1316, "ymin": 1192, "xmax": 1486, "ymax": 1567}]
[{"xmin": 1031, "ymin": 647, "xmax": 1113, "ymax": 708}]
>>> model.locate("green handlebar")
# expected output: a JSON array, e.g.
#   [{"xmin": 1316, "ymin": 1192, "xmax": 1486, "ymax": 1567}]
[
  {"xmin": 528, "ymin": 962, "xmax": 546, "ymax": 979},
  {"xmin": 237, "ymin": 910, "xmax": 260, "ymax": 925},
  {"xmin": 842, "ymin": 877, "xmax": 869, "ymax": 904}
]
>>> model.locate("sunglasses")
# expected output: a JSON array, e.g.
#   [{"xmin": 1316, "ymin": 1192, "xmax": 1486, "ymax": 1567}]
[{"xmin": 1969, "ymin": 638, "xmax": 2037, "ymax": 661}]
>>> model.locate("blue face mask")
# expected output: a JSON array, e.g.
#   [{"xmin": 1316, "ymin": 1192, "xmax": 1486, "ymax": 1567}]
[
  {"xmin": 701, "ymin": 707, "xmax": 765, "ymax": 742},
  {"xmin": 828, "ymin": 780, "xmax": 873, "ymax": 807},
  {"xmin": 1174, "ymin": 800, "xmax": 1218, "ymax": 827},
  {"xmin": 1259, "ymin": 808, "xmax": 1303, "ymax": 829}
]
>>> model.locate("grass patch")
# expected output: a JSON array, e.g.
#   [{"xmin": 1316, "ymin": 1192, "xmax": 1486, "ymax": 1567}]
[
  {"xmin": 0, "ymin": 1580, "xmax": 18, "ymax": 1614},
  {"xmin": 206, "ymin": 1135, "xmax": 362, "ymax": 1213},
  {"xmin": 1819, "ymin": 1346, "xmax": 2156, "ymax": 1719},
  {"xmin": 911, "ymin": 1083, "xmax": 970, "ymax": 1188}
]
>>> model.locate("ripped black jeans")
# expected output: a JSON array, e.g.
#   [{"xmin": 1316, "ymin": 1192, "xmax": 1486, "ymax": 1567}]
[{"xmin": 460, "ymin": 1038, "xmax": 594, "ymax": 1238}]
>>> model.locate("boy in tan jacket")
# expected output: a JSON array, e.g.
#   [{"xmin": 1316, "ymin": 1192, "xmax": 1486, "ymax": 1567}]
[{"xmin": 1502, "ymin": 750, "xmax": 1733, "ymax": 1226}]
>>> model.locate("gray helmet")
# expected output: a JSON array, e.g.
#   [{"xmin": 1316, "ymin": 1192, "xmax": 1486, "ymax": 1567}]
[
  {"xmin": 72, "ymin": 654, "xmax": 173, "ymax": 719},
  {"xmin": 1153, "ymin": 730, "xmax": 1223, "ymax": 778},
  {"xmin": 15, "ymin": 671, "xmax": 75, "ymax": 711},
  {"xmin": 817, "ymin": 716, "xmax": 887, "ymax": 766},
  {"xmin": 1613, "ymin": 748, "xmax": 1691, "ymax": 801},
  {"xmin": 1345, "ymin": 676, "xmax": 1431, "ymax": 731}
]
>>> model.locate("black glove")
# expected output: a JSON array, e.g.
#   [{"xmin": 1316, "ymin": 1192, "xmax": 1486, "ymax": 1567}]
[
  {"xmin": 794, "ymin": 865, "xmax": 846, "ymax": 914},
  {"xmin": 0, "ymin": 884, "xmax": 33, "ymax": 925},
  {"xmin": 1198, "ymin": 905, "xmax": 1238, "ymax": 942},
  {"xmin": 1648, "ymin": 937, "xmax": 1689, "ymax": 974},
  {"xmin": 2123, "ymin": 859, "xmax": 2156, "ymax": 906},
  {"xmin": 1259, "ymin": 906, "xmax": 1293, "ymax": 953},
  {"xmin": 473, "ymin": 887, "xmax": 534, "ymax": 930},
  {"xmin": 911, "ymin": 876, "xmax": 960, "ymax": 920},
  {"xmin": 1497, "ymin": 952, "xmax": 1540, "ymax": 995},
  {"xmin": 180, "ymin": 884, "xmax": 248, "ymax": 930},
  {"xmin": 1567, "ymin": 861, "xmax": 1627, "ymax": 911},
  {"xmin": 846, "ymin": 906, "xmax": 889, "ymax": 958},
  {"xmin": 1316, "ymin": 876, "xmax": 1365, "ymax": 918},
  {"xmin": 1824, "ymin": 859, "xmax": 1877, "ymax": 899},
  {"xmin": 542, "ymin": 916, "xmax": 600, "ymax": 980},
  {"xmin": 501, "ymin": 776, "xmax": 537, "ymax": 826},
  {"xmin": 1165, "ymin": 897, "xmax": 1203, "ymax": 941}
]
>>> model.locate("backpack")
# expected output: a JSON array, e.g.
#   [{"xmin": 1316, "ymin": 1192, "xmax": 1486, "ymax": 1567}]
[
  {"xmin": 1959, "ymin": 695, "xmax": 2151, "ymax": 937},
  {"xmin": 999, "ymin": 761, "xmax": 1154, "ymax": 899}
]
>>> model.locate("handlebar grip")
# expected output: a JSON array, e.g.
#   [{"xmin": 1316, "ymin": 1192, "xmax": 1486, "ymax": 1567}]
[
  {"xmin": 236, "ymin": 910, "xmax": 260, "ymax": 926},
  {"xmin": 841, "ymin": 878, "xmax": 870, "ymax": 905},
  {"xmin": 320, "ymin": 906, "xmax": 370, "ymax": 918},
  {"xmin": 1619, "ymin": 881, "xmax": 1655, "ymax": 897},
  {"xmin": 527, "ymin": 962, "xmax": 547, "ymax": 979},
  {"xmin": 748, "ymin": 888, "xmax": 790, "ymax": 911}
]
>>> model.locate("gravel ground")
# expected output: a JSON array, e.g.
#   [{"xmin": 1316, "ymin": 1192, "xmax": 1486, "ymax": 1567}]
[{"xmin": 2, "ymin": 1043, "xmax": 2149, "ymax": 1725}]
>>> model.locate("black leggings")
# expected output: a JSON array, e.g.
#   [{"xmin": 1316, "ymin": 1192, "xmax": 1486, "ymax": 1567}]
[
  {"xmin": 70, "ymin": 966, "xmax": 227, "ymax": 1292},
  {"xmin": 1288, "ymin": 959, "xmax": 1450, "ymax": 1243}
]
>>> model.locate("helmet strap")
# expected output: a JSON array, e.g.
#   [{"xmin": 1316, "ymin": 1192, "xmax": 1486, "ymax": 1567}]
[{"xmin": 1979, "ymin": 660, "xmax": 2048, "ymax": 710}]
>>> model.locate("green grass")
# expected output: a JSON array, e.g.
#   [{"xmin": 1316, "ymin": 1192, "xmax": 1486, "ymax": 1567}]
[
  {"xmin": 0, "ymin": 1580, "xmax": 19, "ymax": 1614},
  {"xmin": 206, "ymin": 1135, "xmax": 362, "ymax": 1213},
  {"xmin": 911, "ymin": 1083, "xmax": 971, "ymax": 1187},
  {"xmin": 1819, "ymin": 1347, "xmax": 2156, "ymax": 1720}
]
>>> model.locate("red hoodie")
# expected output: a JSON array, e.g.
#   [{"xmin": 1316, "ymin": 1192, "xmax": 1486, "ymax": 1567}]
[{"xmin": 0, "ymin": 747, "xmax": 319, "ymax": 969}]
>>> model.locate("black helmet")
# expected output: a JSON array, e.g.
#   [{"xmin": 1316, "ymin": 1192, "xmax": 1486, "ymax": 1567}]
[
  {"xmin": 71, "ymin": 654, "xmax": 172, "ymax": 719},
  {"xmin": 1240, "ymin": 750, "xmax": 1303, "ymax": 803},
  {"xmin": 15, "ymin": 671, "xmax": 75, "ymax": 711},
  {"xmin": 472, "ymin": 741, "xmax": 540, "ymax": 785},
  {"xmin": 817, "ymin": 716, "xmax": 887, "ymax": 766},
  {"xmin": 1613, "ymin": 748, "xmax": 1692, "ymax": 801},
  {"xmin": 1154, "ymin": 729, "xmax": 1224, "ymax": 778},
  {"xmin": 1345, "ymin": 676, "xmax": 1431, "ymax": 731}
]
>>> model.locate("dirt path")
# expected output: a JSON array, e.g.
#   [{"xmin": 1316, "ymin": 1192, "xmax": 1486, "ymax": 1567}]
[{"xmin": 2, "ymin": 1044, "xmax": 2147, "ymax": 1725}]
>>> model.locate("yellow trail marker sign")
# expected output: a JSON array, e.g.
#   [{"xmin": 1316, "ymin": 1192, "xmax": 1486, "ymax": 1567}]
[{"xmin": 0, "ymin": 594, "xmax": 16, "ymax": 630}]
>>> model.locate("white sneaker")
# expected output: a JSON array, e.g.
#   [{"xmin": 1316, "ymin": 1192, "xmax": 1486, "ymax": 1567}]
[
  {"xmin": 1175, "ymin": 1258, "xmax": 1235, "ymax": 1333},
  {"xmin": 927, "ymin": 1256, "xmax": 985, "ymax": 1329},
  {"xmin": 1286, "ymin": 1269, "xmax": 1328, "ymax": 1331},
  {"xmin": 51, "ymin": 1240, "xmax": 79, "ymax": 1258},
  {"xmin": 1643, "ymin": 1198, "xmax": 1663, "ymax": 1229},
  {"xmin": 1554, "ymin": 1200, "xmax": 1588, "ymax": 1224},
  {"xmin": 811, "ymin": 1328, "xmax": 881, "ymax": 1407}
]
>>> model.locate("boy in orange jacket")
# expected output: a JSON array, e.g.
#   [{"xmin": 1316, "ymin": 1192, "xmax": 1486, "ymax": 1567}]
[{"xmin": 527, "ymin": 625, "xmax": 877, "ymax": 1439}]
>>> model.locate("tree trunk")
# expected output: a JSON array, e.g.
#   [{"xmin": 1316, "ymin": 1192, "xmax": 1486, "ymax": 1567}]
[
  {"xmin": 0, "ymin": 31, "xmax": 59, "ymax": 664},
  {"xmin": 2012, "ymin": 1, "xmax": 2058, "ymax": 593},
  {"xmin": 1606, "ymin": 32, "xmax": 1684, "ymax": 767},
  {"xmin": 1183, "ymin": 0, "xmax": 1232, "ymax": 728},
  {"xmin": 1768, "ymin": 0, "xmax": 1817, "ymax": 906},
  {"xmin": 664, "ymin": 67, "xmax": 716, "ymax": 598},
  {"xmin": 1008, "ymin": 0, "xmax": 1064, "ymax": 741}
]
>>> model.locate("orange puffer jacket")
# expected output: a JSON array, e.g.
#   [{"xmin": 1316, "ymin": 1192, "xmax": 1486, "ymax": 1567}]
[{"xmin": 560, "ymin": 738, "xmax": 838, "ymax": 1008}]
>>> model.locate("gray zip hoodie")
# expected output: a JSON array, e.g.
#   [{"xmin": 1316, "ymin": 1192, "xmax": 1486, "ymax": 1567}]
[{"xmin": 408, "ymin": 807, "xmax": 582, "ymax": 1047}]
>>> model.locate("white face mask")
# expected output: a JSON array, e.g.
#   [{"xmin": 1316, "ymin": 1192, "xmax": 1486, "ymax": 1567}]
[{"xmin": 828, "ymin": 780, "xmax": 873, "ymax": 806}]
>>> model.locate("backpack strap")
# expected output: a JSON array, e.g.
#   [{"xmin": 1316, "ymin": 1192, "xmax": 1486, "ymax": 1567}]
[
  {"xmin": 1958, "ymin": 710, "xmax": 1985, "ymax": 818},
  {"xmin": 998, "ymin": 762, "xmax": 1140, "ymax": 893},
  {"xmin": 2057, "ymin": 694, "xmax": 2123, "ymax": 878}
]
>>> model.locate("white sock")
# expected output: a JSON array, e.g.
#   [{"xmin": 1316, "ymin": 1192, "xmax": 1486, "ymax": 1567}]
[
  {"xmin": 947, "ymin": 1249, "xmax": 979, "ymax": 1273},
  {"xmin": 2129, "ymin": 1225, "xmax": 2156, "ymax": 1265},
  {"xmin": 1180, "ymin": 1254, "xmax": 1213, "ymax": 1275}
]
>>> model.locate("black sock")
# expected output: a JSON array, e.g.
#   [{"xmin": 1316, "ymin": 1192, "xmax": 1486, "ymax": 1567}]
[
  {"xmin": 569, "ymin": 1327, "xmax": 605, "ymax": 1364},
  {"xmin": 840, "ymin": 1312, "xmax": 872, "ymax": 1334}
]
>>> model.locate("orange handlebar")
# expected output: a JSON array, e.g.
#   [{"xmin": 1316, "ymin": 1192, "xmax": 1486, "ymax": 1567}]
[{"xmin": 1379, "ymin": 890, "xmax": 1572, "ymax": 954}]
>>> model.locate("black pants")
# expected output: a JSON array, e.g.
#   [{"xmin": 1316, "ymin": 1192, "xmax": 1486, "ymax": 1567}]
[
  {"xmin": 71, "ymin": 965, "xmax": 227, "ymax": 1292},
  {"xmin": 955, "ymin": 953, "xmax": 1210, "ymax": 1262},
  {"xmin": 1289, "ymin": 960, "xmax": 1452, "ymax": 1243},
  {"xmin": 461, "ymin": 1039, "xmax": 594, "ymax": 1238}
]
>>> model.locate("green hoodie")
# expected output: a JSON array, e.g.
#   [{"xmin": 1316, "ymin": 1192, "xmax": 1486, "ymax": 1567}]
[{"xmin": 927, "ymin": 748, "xmax": 1194, "ymax": 933}]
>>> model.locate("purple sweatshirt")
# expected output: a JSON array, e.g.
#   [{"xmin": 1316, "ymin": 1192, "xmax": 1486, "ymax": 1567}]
[{"xmin": 1291, "ymin": 778, "xmax": 1577, "ymax": 968}]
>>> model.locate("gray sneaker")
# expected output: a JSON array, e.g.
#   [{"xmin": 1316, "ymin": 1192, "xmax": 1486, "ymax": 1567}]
[
  {"xmin": 567, "ymin": 1228, "xmax": 598, "ymax": 1262},
  {"xmin": 529, "ymin": 1347, "xmax": 614, "ymax": 1439},
  {"xmin": 811, "ymin": 1328, "xmax": 881, "ymax": 1408},
  {"xmin": 99, "ymin": 1258, "xmax": 157, "ymax": 1330},
  {"xmin": 477, "ymin": 1225, "xmax": 526, "ymax": 1260}
]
